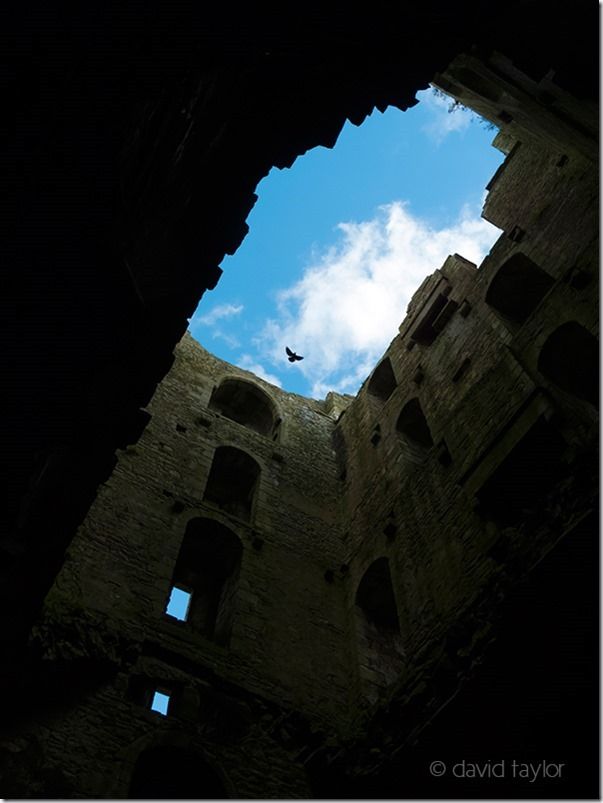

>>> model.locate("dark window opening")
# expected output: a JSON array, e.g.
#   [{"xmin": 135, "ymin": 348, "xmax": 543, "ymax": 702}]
[
  {"xmin": 485, "ymin": 253, "xmax": 554, "ymax": 325},
  {"xmin": 396, "ymin": 398, "xmax": 434, "ymax": 449},
  {"xmin": 129, "ymin": 745, "xmax": 227, "ymax": 799},
  {"xmin": 411, "ymin": 293, "xmax": 449, "ymax": 345},
  {"xmin": 204, "ymin": 446, "xmax": 260, "ymax": 522},
  {"xmin": 168, "ymin": 518, "xmax": 242, "ymax": 645},
  {"xmin": 271, "ymin": 417, "xmax": 282, "ymax": 442},
  {"xmin": 432, "ymin": 298, "xmax": 459, "ymax": 333},
  {"xmin": 355, "ymin": 558, "xmax": 404, "ymax": 693},
  {"xmin": 383, "ymin": 522, "xmax": 397, "ymax": 541},
  {"xmin": 209, "ymin": 378, "xmax": 277, "ymax": 438},
  {"xmin": 459, "ymin": 299, "xmax": 472, "ymax": 318},
  {"xmin": 356, "ymin": 558, "xmax": 400, "ymax": 630},
  {"xmin": 412, "ymin": 365, "xmax": 425, "ymax": 385},
  {"xmin": 537, "ymin": 322, "xmax": 598, "ymax": 407},
  {"xmin": 370, "ymin": 424, "xmax": 382, "ymax": 446},
  {"xmin": 508, "ymin": 225, "xmax": 525, "ymax": 243},
  {"xmin": 564, "ymin": 266, "xmax": 592, "ymax": 290},
  {"xmin": 452, "ymin": 357, "xmax": 471, "ymax": 383},
  {"xmin": 437, "ymin": 440, "xmax": 453, "ymax": 467},
  {"xmin": 367, "ymin": 358, "xmax": 397, "ymax": 401},
  {"xmin": 476, "ymin": 417, "xmax": 567, "ymax": 527}
]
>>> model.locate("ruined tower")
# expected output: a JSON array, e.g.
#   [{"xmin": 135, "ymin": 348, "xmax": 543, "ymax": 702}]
[{"xmin": 3, "ymin": 3, "xmax": 598, "ymax": 799}]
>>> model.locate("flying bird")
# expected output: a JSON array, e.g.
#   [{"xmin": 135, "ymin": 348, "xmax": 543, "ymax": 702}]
[{"xmin": 286, "ymin": 346, "xmax": 304, "ymax": 362}]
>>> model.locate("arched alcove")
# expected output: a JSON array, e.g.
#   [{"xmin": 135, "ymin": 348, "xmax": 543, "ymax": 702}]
[
  {"xmin": 485, "ymin": 253, "xmax": 554, "ymax": 325},
  {"xmin": 209, "ymin": 378, "xmax": 279, "ymax": 439},
  {"xmin": 203, "ymin": 446, "xmax": 261, "ymax": 521},
  {"xmin": 476, "ymin": 417, "xmax": 567, "ymax": 526},
  {"xmin": 367, "ymin": 358, "xmax": 397, "ymax": 402},
  {"xmin": 128, "ymin": 744, "xmax": 228, "ymax": 799},
  {"xmin": 166, "ymin": 517, "xmax": 242, "ymax": 645},
  {"xmin": 396, "ymin": 398, "xmax": 434, "ymax": 456},
  {"xmin": 537, "ymin": 321, "xmax": 598, "ymax": 407},
  {"xmin": 355, "ymin": 557, "xmax": 404, "ymax": 695}
]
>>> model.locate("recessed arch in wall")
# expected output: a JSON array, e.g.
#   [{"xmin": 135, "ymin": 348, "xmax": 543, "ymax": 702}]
[
  {"xmin": 128, "ymin": 743, "xmax": 229, "ymax": 799},
  {"xmin": 166, "ymin": 516, "xmax": 243, "ymax": 645},
  {"xmin": 354, "ymin": 557, "xmax": 405, "ymax": 699},
  {"xmin": 367, "ymin": 357, "xmax": 397, "ymax": 402},
  {"xmin": 209, "ymin": 376, "xmax": 281, "ymax": 440},
  {"xmin": 203, "ymin": 446, "xmax": 261, "ymax": 522},
  {"xmin": 537, "ymin": 321, "xmax": 598, "ymax": 407},
  {"xmin": 396, "ymin": 397, "xmax": 434, "ymax": 464},
  {"xmin": 485, "ymin": 252, "xmax": 554, "ymax": 325},
  {"xmin": 475, "ymin": 416, "xmax": 568, "ymax": 526}
]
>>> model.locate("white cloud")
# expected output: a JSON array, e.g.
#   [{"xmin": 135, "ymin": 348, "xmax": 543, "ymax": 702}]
[
  {"xmin": 188, "ymin": 303, "xmax": 243, "ymax": 349},
  {"xmin": 256, "ymin": 201, "xmax": 500, "ymax": 398},
  {"xmin": 237, "ymin": 355, "xmax": 283, "ymax": 388},
  {"xmin": 418, "ymin": 86, "xmax": 480, "ymax": 145},
  {"xmin": 194, "ymin": 303, "xmax": 243, "ymax": 326},
  {"xmin": 210, "ymin": 329, "xmax": 240, "ymax": 348}
]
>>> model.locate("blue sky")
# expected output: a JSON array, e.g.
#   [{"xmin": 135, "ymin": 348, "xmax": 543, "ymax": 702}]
[{"xmin": 188, "ymin": 88, "xmax": 504, "ymax": 398}]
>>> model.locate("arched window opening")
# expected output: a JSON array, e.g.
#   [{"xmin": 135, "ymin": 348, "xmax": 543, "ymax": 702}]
[
  {"xmin": 537, "ymin": 322, "xmax": 598, "ymax": 407},
  {"xmin": 204, "ymin": 447, "xmax": 260, "ymax": 521},
  {"xmin": 476, "ymin": 417, "xmax": 567, "ymax": 527},
  {"xmin": 485, "ymin": 253, "xmax": 554, "ymax": 325},
  {"xmin": 370, "ymin": 424, "xmax": 381, "ymax": 447},
  {"xmin": 367, "ymin": 358, "xmax": 397, "ymax": 402},
  {"xmin": 355, "ymin": 558, "xmax": 404, "ymax": 694},
  {"xmin": 165, "ymin": 518, "xmax": 242, "ymax": 645},
  {"xmin": 209, "ymin": 378, "xmax": 277, "ymax": 439},
  {"xmin": 129, "ymin": 745, "xmax": 227, "ymax": 799},
  {"xmin": 410, "ymin": 293, "xmax": 453, "ymax": 346},
  {"xmin": 396, "ymin": 399, "xmax": 434, "ymax": 463}
]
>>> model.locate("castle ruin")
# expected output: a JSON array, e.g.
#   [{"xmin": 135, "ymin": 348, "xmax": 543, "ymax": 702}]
[{"xmin": 2, "ymin": 6, "xmax": 598, "ymax": 799}]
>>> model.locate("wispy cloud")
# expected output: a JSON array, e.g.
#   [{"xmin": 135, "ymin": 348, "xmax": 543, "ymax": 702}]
[
  {"xmin": 418, "ymin": 87, "xmax": 481, "ymax": 146},
  {"xmin": 194, "ymin": 303, "xmax": 244, "ymax": 326},
  {"xmin": 237, "ymin": 355, "xmax": 283, "ymax": 388},
  {"xmin": 188, "ymin": 302, "xmax": 244, "ymax": 349},
  {"xmin": 256, "ymin": 201, "xmax": 500, "ymax": 398},
  {"xmin": 210, "ymin": 330, "xmax": 241, "ymax": 348}
]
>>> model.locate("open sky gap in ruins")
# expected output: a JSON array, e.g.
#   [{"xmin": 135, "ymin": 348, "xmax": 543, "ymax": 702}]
[{"xmin": 188, "ymin": 87, "xmax": 505, "ymax": 398}]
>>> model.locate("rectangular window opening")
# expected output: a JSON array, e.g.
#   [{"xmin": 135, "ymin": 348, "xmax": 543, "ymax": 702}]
[
  {"xmin": 411, "ymin": 293, "xmax": 449, "ymax": 345},
  {"xmin": 150, "ymin": 689, "xmax": 171, "ymax": 716},
  {"xmin": 165, "ymin": 585, "xmax": 192, "ymax": 621}
]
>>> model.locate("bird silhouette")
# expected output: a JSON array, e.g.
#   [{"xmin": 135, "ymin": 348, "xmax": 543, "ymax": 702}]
[{"xmin": 286, "ymin": 346, "xmax": 304, "ymax": 362}]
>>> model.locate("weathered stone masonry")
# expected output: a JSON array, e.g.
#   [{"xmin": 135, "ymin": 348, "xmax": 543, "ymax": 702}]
[{"xmin": 2, "ymin": 41, "xmax": 597, "ymax": 799}]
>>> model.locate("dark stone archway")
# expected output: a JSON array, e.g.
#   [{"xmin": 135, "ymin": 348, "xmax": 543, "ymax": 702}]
[{"xmin": 129, "ymin": 744, "xmax": 228, "ymax": 799}]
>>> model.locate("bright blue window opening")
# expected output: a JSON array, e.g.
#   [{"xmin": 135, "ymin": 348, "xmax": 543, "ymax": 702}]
[
  {"xmin": 150, "ymin": 690, "xmax": 171, "ymax": 716},
  {"xmin": 165, "ymin": 586, "xmax": 192, "ymax": 621}
]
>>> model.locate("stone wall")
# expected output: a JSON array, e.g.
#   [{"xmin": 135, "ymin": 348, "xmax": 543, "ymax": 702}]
[
  {"xmin": 27, "ymin": 333, "xmax": 358, "ymax": 795},
  {"xmin": 333, "ymin": 123, "xmax": 597, "ymax": 724}
]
